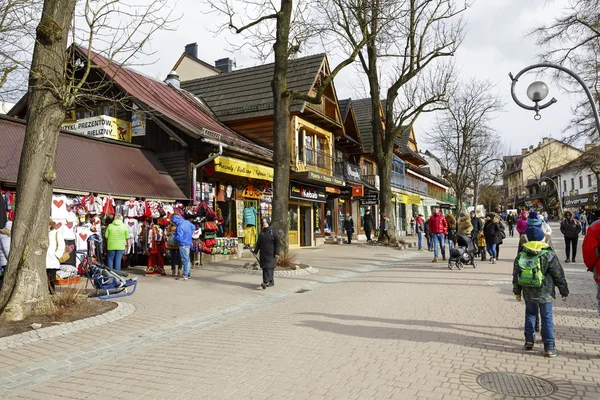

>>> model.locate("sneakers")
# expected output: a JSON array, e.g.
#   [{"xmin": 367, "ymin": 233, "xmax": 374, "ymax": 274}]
[
  {"xmin": 267, "ymin": 281, "xmax": 275, "ymax": 287},
  {"xmin": 491, "ymin": 259, "xmax": 496, "ymax": 264},
  {"xmin": 260, "ymin": 282, "xmax": 267, "ymax": 289},
  {"xmin": 565, "ymin": 259, "xmax": 570, "ymax": 263},
  {"xmin": 171, "ymin": 270, "xmax": 176, "ymax": 276},
  {"xmin": 524, "ymin": 341, "xmax": 534, "ymax": 351},
  {"xmin": 418, "ymin": 248, "xmax": 424, "ymax": 251},
  {"xmin": 432, "ymin": 258, "xmax": 438, "ymax": 263},
  {"xmin": 544, "ymin": 346, "xmax": 558, "ymax": 358}
]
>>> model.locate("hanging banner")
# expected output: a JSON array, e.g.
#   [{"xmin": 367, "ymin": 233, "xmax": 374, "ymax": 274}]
[
  {"xmin": 236, "ymin": 201, "xmax": 245, "ymax": 237},
  {"xmin": 62, "ymin": 115, "xmax": 132, "ymax": 142},
  {"xmin": 214, "ymin": 156, "xmax": 273, "ymax": 181}
]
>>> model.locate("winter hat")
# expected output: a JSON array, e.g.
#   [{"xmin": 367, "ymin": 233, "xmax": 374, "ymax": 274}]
[
  {"xmin": 527, "ymin": 211, "xmax": 542, "ymax": 227},
  {"xmin": 525, "ymin": 226, "xmax": 545, "ymax": 242}
]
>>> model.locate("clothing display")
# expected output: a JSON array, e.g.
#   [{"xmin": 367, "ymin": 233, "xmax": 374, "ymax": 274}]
[
  {"xmin": 243, "ymin": 206, "xmax": 258, "ymax": 226},
  {"xmin": 244, "ymin": 225, "xmax": 257, "ymax": 246},
  {"xmin": 102, "ymin": 196, "xmax": 115, "ymax": 216}
]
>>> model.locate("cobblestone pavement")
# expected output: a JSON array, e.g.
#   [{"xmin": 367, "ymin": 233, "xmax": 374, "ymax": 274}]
[{"xmin": 1, "ymin": 224, "xmax": 600, "ymax": 399}]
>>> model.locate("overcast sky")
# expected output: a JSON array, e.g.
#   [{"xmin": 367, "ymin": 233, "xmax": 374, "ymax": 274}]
[{"xmin": 143, "ymin": 0, "xmax": 585, "ymax": 156}]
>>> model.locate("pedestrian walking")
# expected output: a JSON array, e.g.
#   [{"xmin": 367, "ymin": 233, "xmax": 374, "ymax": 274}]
[
  {"xmin": 428, "ymin": 207, "xmax": 448, "ymax": 262},
  {"xmin": 165, "ymin": 222, "xmax": 182, "ymax": 276},
  {"xmin": 496, "ymin": 213, "xmax": 506, "ymax": 260},
  {"xmin": 560, "ymin": 210, "xmax": 582, "ymax": 263},
  {"xmin": 344, "ymin": 213, "xmax": 354, "ymax": 244},
  {"xmin": 415, "ymin": 214, "xmax": 425, "ymax": 251},
  {"xmin": 582, "ymin": 220, "xmax": 600, "ymax": 314},
  {"xmin": 0, "ymin": 220, "xmax": 12, "ymax": 290},
  {"xmin": 104, "ymin": 214, "xmax": 129, "ymax": 271},
  {"xmin": 516, "ymin": 211, "xmax": 529, "ymax": 235},
  {"xmin": 363, "ymin": 209, "xmax": 374, "ymax": 241},
  {"xmin": 579, "ymin": 210, "xmax": 588, "ymax": 235},
  {"xmin": 424, "ymin": 217, "xmax": 432, "ymax": 251},
  {"xmin": 446, "ymin": 214, "xmax": 457, "ymax": 250},
  {"xmin": 470, "ymin": 211, "xmax": 483, "ymax": 240},
  {"xmin": 507, "ymin": 212, "xmax": 516, "ymax": 237},
  {"xmin": 253, "ymin": 217, "xmax": 280, "ymax": 289},
  {"xmin": 379, "ymin": 215, "xmax": 391, "ymax": 243},
  {"xmin": 171, "ymin": 214, "xmax": 195, "ymax": 280},
  {"xmin": 483, "ymin": 214, "xmax": 502, "ymax": 264},
  {"xmin": 513, "ymin": 225, "xmax": 569, "ymax": 358},
  {"xmin": 47, "ymin": 220, "xmax": 66, "ymax": 294}
]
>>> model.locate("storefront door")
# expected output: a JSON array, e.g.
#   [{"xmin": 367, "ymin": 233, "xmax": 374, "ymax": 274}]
[{"xmin": 300, "ymin": 206, "xmax": 312, "ymax": 246}]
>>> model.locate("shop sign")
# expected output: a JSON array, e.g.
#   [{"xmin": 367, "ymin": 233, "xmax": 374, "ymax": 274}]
[
  {"xmin": 241, "ymin": 185, "xmax": 262, "ymax": 199},
  {"xmin": 393, "ymin": 194, "xmax": 406, "ymax": 203},
  {"xmin": 407, "ymin": 195, "xmax": 421, "ymax": 205},
  {"xmin": 62, "ymin": 115, "xmax": 132, "ymax": 142},
  {"xmin": 359, "ymin": 194, "xmax": 378, "ymax": 206},
  {"xmin": 564, "ymin": 192, "xmax": 599, "ymax": 207},
  {"xmin": 326, "ymin": 187, "xmax": 340, "ymax": 194},
  {"xmin": 214, "ymin": 156, "xmax": 274, "ymax": 181},
  {"xmin": 290, "ymin": 181, "xmax": 326, "ymax": 203},
  {"xmin": 344, "ymin": 163, "xmax": 362, "ymax": 183},
  {"xmin": 352, "ymin": 185, "xmax": 364, "ymax": 197},
  {"xmin": 307, "ymin": 171, "xmax": 344, "ymax": 186},
  {"xmin": 131, "ymin": 103, "xmax": 146, "ymax": 137},
  {"xmin": 339, "ymin": 187, "xmax": 352, "ymax": 197}
]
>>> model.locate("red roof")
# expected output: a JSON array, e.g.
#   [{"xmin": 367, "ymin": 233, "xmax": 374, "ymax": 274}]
[
  {"xmin": 81, "ymin": 48, "xmax": 272, "ymax": 158},
  {"xmin": 0, "ymin": 116, "xmax": 187, "ymax": 200}
]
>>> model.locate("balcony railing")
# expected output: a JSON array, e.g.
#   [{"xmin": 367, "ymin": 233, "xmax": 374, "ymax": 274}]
[
  {"xmin": 363, "ymin": 174, "xmax": 377, "ymax": 187},
  {"xmin": 305, "ymin": 148, "xmax": 333, "ymax": 175},
  {"xmin": 391, "ymin": 171, "xmax": 428, "ymax": 195}
]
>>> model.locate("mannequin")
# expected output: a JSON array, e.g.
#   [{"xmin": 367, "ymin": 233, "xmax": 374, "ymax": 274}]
[{"xmin": 243, "ymin": 204, "xmax": 258, "ymax": 246}]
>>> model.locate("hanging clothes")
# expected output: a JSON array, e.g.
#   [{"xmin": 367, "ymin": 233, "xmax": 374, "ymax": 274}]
[
  {"xmin": 102, "ymin": 196, "xmax": 115, "ymax": 216},
  {"xmin": 0, "ymin": 191, "xmax": 6, "ymax": 229},
  {"xmin": 146, "ymin": 225, "xmax": 165, "ymax": 275},
  {"xmin": 51, "ymin": 195, "xmax": 70, "ymax": 220}
]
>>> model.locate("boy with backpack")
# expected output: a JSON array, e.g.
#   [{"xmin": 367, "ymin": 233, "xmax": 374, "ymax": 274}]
[{"xmin": 513, "ymin": 225, "xmax": 569, "ymax": 358}]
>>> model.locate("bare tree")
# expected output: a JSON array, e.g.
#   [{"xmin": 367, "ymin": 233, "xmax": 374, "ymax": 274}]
[
  {"xmin": 532, "ymin": 0, "xmax": 600, "ymax": 142},
  {"xmin": 205, "ymin": 0, "xmax": 369, "ymax": 251},
  {"xmin": 468, "ymin": 132, "xmax": 504, "ymax": 209},
  {"xmin": 331, "ymin": 0, "xmax": 466, "ymax": 238},
  {"xmin": 0, "ymin": 0, "xmax": 176, "ymax": 321},
  {"xmin": 426, "ymin": 79, "xmax": 504, "ymax": 213}
]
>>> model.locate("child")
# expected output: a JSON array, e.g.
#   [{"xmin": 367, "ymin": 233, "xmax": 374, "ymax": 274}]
[
  {"xmin": 513, "ymin": 226, "xmax": 569, "ymax": 358},
  {"xmin": 477, "ymin": 230, "xmax": 487, "ymax": 261}
]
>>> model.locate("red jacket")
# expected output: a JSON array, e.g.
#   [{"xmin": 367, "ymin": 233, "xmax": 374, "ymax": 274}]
[{"xmin": 429, "ymin": 213, "xmax": 448, "ymax": 235}]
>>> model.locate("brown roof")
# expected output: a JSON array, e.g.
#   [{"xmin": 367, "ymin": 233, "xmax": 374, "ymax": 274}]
[
  {"xmin": 180, "ymin": 54, "xmax": 325, "ymax": 121},
  {"xmin": 352, "ymin": 98, "xmax": 377, "ymax": 153},
  {"xmin": 82, "ymin": 48, "xmax": 272, "ymax": 158},
  {"xmin": 0, "ymin": 116, "xmax": 186, "ymax": 200}
]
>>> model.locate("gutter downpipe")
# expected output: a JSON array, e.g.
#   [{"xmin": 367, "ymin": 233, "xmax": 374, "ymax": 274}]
[{"xmin": 192, "ymin": 143, "xmax": 222, "ymax": 204}]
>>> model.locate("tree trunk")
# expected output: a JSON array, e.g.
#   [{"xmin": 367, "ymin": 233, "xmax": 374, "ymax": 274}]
[
  {"xmin": 0, "ymin": 0, "xmax": 77, "ymax": 321},
  {"xmin": 378, "ymin": 147, "xmax": 395, "ymax": 239},
  {"xmin": 270, "ymin": 0, "xmax": 293, "ymax": 252}
]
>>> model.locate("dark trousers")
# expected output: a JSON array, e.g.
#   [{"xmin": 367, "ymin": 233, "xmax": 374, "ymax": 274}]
[
  {"xmin": 496, "ymin": 244, "xmax": 501, "ymax": 260},
  {"xmin": 380, "ymin": 230, "xmax": 390, "ymax": 242},
  {"xmin": 169, "ymin": 248, "xmax": 181, "ymax": 271},
  {"xmin": 47, "ymin": 269, "xmax": 57, "ymax": 294},
  {"xmin": 564, "ymin": 237, "xmax": 578, "ymax": 260},
  {"xmin": 347, "ymin": 231, "xmax": 352, "ymax": 244},
  {"xmin": 262, "ymin": 267, "xmax": 274, "ymax": 284},
  {"xmin": 365, "ymin": 226, "xmax": 372, "ymax": 241}
]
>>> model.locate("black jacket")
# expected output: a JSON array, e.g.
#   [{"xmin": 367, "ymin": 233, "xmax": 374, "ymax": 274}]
[
  {"xmin": 254, "ymin": 227, "xmax": 280, "ymax": 269},
  {"xmin": 344, "ymin": 218, "xmax": 354, "ymax": 233},
  {"xmin": 363, "ymin": 213, "xmax": 374, "ymax": 229},
  {"xmin": 484, "ymin": 219, "xmax": 502, "ymax": 244},
  {"xmin": 560, "ymin": 218, "xmax": 581, "ymax": 239},
  {"xmin": 506, "ymin": 215, "xmax": 516, "ymax": 225},
  {"xmin": 471, "ymin": 217, "xmax": 483, "ymax": 234}
]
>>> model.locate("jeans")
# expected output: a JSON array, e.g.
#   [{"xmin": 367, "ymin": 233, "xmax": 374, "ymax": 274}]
[
  {"xmin": 448, "ymin": 239, "xmax": 455, "ymax": 251},
  {"xmin": 508, "ymin": 224, "xmax": 514, "ymax": 237},
  {"xmin": 431, "ymin": 233, "xmax": 445, "ymax": 258},
  {"xmin": 486, "ymin": 243, "xmax": 497, "ymax": 259},
  {"xmin": 564, "ymin": 237, "xmax": 578, "ymax": 261},
  {"xmin": 596, "ymin": 282, "xmax": 600, "ymax": 314},
  {"xmin": 417, "ymin": 232, "xmax": 423, "ymax": 249},
  {"xmin": 169, "ymin": 249, "xmax": 181, "ymax": 271},
  {"xmin": 179, "ymin": 245, "xmax": 191, "ymax": 277},
  {"xmin": 525, "ymin": 301, "xmax": 555, "ymax": 346},
  {"xmin": 582, "ymin": 223, "xmax": 587, "ymax": 235},
  {"xmin": 107, "ymin": 250, "xmax": 124, "ymax": 271}
]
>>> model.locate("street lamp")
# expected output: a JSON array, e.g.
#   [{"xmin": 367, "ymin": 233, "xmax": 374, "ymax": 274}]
[
  {"xmin": 509, "ymin": 63, "xmax": 600, "ymax": 134},
  {"xmin": 538, "ymin": 177, "xmax": 563, "ymax": 217}
]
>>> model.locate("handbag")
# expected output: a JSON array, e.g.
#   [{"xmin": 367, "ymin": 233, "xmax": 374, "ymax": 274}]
[
  {"xmin": 166, "ymin": 233, "xmax": 177, "ymax": 248},
  {"xmin": 56, "ymin": 232, "xmax": 70, "ymax": 263}
]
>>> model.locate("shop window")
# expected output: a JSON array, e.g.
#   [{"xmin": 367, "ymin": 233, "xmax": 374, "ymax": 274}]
[
  {"xmin": 314, "ymin": 203, "xmax": 322, "ymax": 234},
  {"xmin": 579, "ymin": 176, "xmax": 583, "ymax": 189},
  {"xmin": 571, "ymin": 178, "xmax": 574, "ymax": 191},
  {"xmin": 288, "ymin": 206, "xmax": 298, "ymax": 231},
  {"xmin": 589, "ymin": 174, "xmax": 593, "ymax": 187},
  {"xmin": 325, "ymin": 200, "xmax": 334, "ymax": 233}
]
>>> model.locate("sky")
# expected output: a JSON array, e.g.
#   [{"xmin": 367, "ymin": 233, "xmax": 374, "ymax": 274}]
[{"xmin": 139, "ymin": 0, "xmax": 585, "ymax": 156}]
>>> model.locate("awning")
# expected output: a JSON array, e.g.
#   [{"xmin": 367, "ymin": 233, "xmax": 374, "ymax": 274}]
[
  {"xmin": 0, "ymin": 116, "xmax": 186, "ymax": 200},
  {"xmin": 213, "ymin": 156, "xmax": 273, "ymax": 181}
]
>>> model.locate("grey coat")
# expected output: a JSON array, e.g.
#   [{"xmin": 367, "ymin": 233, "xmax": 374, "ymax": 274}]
[
  {"xmin": 0, "ymin": 228, "xmax": 11, "ymax": 266},
  {"xmin": 254, "ymin": 227, "xmax": 281, "ymax": 269}
]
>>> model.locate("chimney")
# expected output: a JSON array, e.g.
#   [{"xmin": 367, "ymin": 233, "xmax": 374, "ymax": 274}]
[
  {"xmin": 215, "ymin": 58, "xmax": 234, "ymax": 73},
  {"xmin": 521, "ymin": 148, "xmax": 528, "ymax": 155},
  {"xmin": 165, "ymin": 70, "xmax": 180, "ymax": 89},
  {"xmin": 185, "ymin": 43, "xmax": 198, "ymax": 59}
]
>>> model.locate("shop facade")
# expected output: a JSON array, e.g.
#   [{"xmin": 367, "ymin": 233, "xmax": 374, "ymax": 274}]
[{"xmin": 289, "ymin": 181, "xmax": 327, "ymax": 247}]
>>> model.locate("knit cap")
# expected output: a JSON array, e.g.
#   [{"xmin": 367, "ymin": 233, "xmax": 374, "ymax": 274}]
[
  {"xmin": 527, "ymin": 211, "xmax": 542, "ymax": 227},
  {"xmin": 525, "ymin": 226, "xmax": 545, "ymax": 241}
]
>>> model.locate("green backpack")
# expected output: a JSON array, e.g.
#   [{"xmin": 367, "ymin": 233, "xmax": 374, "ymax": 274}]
[{"xmin": 517, "ymin": 249, "xmax": 550, "ymax": 287}]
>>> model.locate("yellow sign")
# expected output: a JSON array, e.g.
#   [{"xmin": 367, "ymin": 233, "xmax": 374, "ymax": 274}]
[
  {"xmin": 214, "ymin": 156, "xmax": 273, "ymax": 181},
  {"xmin": 407, "ymin": 195, "xmax": 421, "ymax": 205},
  {"xmin": 62, "ymin": 115, "xmax": 132, "ymax": 142},
  {"xmin": 392, "ymin": 193, "xmax": 420, "ymax": 204},
  {"xmin": 241, "ymin": 185, "xmax": 262, "ymax": 199}
]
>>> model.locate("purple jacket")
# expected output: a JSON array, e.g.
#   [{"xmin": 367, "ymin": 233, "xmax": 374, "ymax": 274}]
[{"xmin": 516, "ymin": 215, "xmax": 528, "ymax": 235}]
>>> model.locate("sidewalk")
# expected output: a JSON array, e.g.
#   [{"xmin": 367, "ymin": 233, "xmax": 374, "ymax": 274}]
[{"xmin": 1, "ymin": 234, "xmax": 600, "ymax": 399}]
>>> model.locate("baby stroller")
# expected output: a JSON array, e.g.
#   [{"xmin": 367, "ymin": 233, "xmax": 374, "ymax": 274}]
[
  {"xmin": 448, "ymin": 233, "xmax": 478, "ymax": 270},
  {"xmin": 80, "ymin": 235, "xmax": 139, "ymax": 300}
]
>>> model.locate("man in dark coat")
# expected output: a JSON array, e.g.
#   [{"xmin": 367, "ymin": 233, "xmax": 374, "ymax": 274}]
[
  {"xmin": 344, "ymin": 214, "xmax": 354, "ymax": 244},
  {"xmin": 254, "ymin": 218, "xmax": 280, "ymax": 289},
  {"xmin": 470, "ymin": 211, "xmax": 483, "ymax": 240},
  {"xmin": 363, "ymin": 209, "xmax": 374, "ymax": 241}
]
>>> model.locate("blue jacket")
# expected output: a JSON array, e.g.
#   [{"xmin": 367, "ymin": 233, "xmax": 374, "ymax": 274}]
[{"xmin": 171, "ymin": 215, "xmax": 195, "ymax": 247}]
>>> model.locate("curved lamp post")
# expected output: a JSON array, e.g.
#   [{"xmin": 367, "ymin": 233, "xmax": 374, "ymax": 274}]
[
  {"xmin": 538, "ymin": 177, "xmax": 563, "ymax": 216},
  {"xmin": 509, "ymin": 62, "xmax": 600, "ymax": 133}
]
